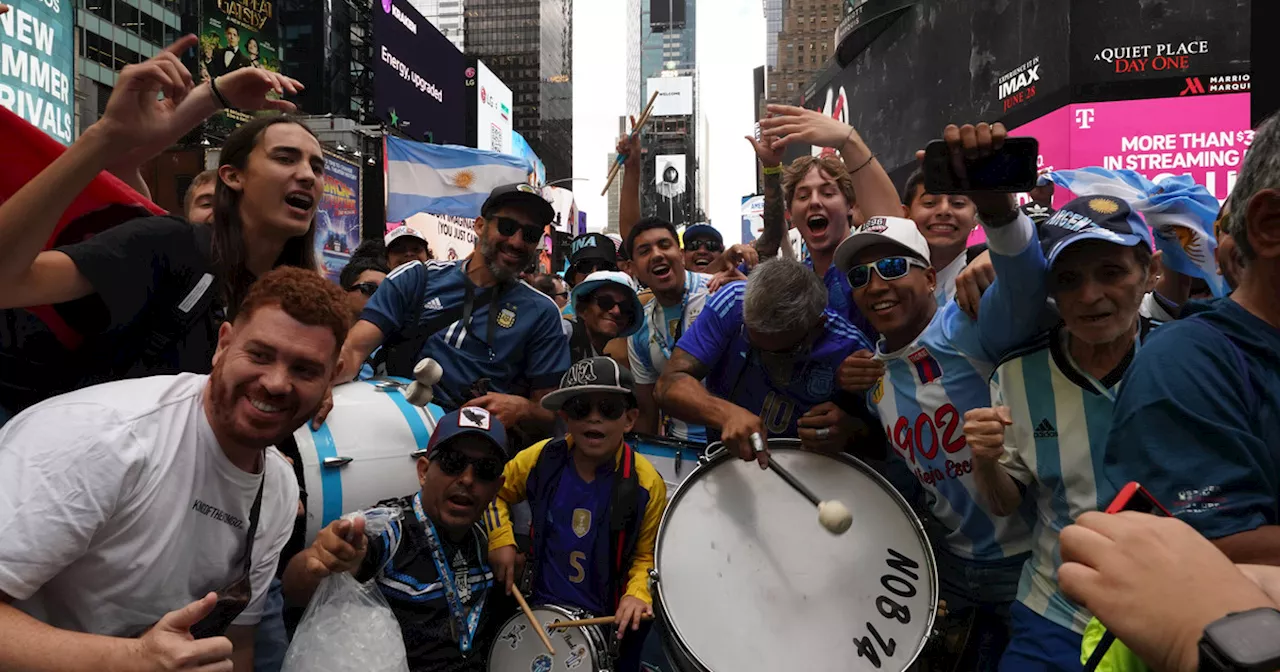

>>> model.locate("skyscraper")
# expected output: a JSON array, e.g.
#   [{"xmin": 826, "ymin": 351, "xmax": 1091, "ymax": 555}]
[
  {"xmin": 764, "ymin": 0, "xmax": 783, "ymax": 69},
  {"xmin": 641, "ymin": 0, "xmax": 695, "ymax": 79},
  {"xmin": 637, "ymin": 0, "xmax": 698, "ymax": 228},
  {"xmin": 625, "ymin": 0, "xmax": 643, "ymax": 114},
  {"xmin": 465, "ymin": 0, "xmax": 574, "ymax": 182},
  {"xmin": 409, "ymin": 0, "xmax": 465, "ymax": 51},
  {"xmin": 767, "ymin": 0, "xmax": 843, "ymax": 106}
]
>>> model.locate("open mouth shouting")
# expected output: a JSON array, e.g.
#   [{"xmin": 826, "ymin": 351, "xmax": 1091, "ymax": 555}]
[
  {"xmin": 284, "ymin": 190, "xmax": 316, "ymax": 218},
  {"xmin": 689, "ymin": 253, "xmax": 715, "ymax": 270},
  {"xmin": 444, "ymin": 490, "xmax": 476, "ymax": 516},
  {"xmin": 648, "ymin": 258, "xmax": 675, "ymax": 284},
  {"xmin": 806, "ymin": 215, "xmax": 831, "ymax": 235},
  {"xmin": 581, "ymin": 428, "xmax": 607, "ymax": 442}
]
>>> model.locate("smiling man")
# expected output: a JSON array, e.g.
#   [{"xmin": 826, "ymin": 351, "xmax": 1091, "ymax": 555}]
[
  {"xmin": 0, "ymin": 267, "xmax": 346, "ymax": 672},
  {"xmin": 902, "ymin": 169, "xmax": 982, "ymax": 306},
  {"xmin": 682, "ymin": 224, "xmax": 724, "ymax": 273},
  {"xmin": 567, "ymin": 271, "xmax": 645, "ymax": 365},
  {"xmin": 337, "ymin": 183, "xmax": 570, "ymax": 439}
]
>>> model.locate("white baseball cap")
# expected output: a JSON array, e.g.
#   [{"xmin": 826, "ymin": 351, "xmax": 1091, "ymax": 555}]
[
  {"xmin": 384, "ymin": 225, "xmax": 428, "ymax": 248},
  {"xmin": 834, "ymin": 216, "xmax": 932, "ymax": 274}
]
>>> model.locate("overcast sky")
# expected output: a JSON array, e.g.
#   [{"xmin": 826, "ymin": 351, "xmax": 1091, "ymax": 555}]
[{"xmin": 571, "ymin": 0, "xmax": 765, "ymax": 244}]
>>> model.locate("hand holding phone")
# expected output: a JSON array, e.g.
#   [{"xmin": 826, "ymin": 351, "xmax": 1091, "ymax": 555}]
[{"xmin": 922, "ymin": 123, "xmax": 1035, "ymax": 225}]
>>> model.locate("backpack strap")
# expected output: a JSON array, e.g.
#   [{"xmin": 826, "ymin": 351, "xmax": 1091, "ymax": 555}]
[
  {"xmin": 606, "ymin": 442, "xmax": 640, "ymax": 610},
  {"xmin": 372, "ymin": 277, "xmax": 505, "ymax": 379}
]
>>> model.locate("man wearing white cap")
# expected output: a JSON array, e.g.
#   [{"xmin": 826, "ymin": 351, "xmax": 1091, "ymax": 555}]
[
  {"xmin": 833, "ymin": 206, "xmax": 1046, "ymax": 669},
  {"xmin": 384, "ymin": 225, "xmax": 432, "ymax": 270}
]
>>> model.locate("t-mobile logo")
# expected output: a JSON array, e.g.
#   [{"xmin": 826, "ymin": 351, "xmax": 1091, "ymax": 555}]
[{"xmin": 1074, "ymin": 108, "xmax": 1095, "ymax": 129}]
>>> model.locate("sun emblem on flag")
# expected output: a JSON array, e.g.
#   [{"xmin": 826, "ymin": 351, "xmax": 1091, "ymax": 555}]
[
  {"xmin": 452, "ymin": 170, "xmax": 476, "ymax": 189},
  {"xmin": 1088, "ymin": 198, "xmax": 1120, "ymax": 215}
]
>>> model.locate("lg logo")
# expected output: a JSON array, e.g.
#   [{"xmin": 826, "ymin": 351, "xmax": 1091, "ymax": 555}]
[{"xmin": 1074, "ymin": 108, "xmax": 1095, "ymax": 130}]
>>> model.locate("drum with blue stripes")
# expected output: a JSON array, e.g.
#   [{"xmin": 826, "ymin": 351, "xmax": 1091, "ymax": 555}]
[
  {"xmin": 626, "ymin": 433, "xmax": 706, "ymax": 499},
  {"xmin": 294, "ymin": 379, "xmax": 446, "ymax": 543}
]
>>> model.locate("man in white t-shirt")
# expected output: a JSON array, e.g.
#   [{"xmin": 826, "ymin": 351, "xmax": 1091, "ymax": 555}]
[
  {"xmin": 901, "ymin": 169, "xmax": 980, "ymax": 306},
  {"xmin": 0, "ymin": 267, "xmax": 350, "ymax": 672}
]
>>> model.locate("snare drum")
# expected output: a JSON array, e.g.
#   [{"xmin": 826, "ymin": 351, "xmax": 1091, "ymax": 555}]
[
  {"xmin": 651, "ymin": 440, "xmax": 939, "ymax": 672},
  {"xmin": 292, "ymin": 379, "xmax": 445, "ymax": 542},
  {"xmin": 627, "ymin": 433, "xmax": 705, "ymax": 498},
  {"xmin": 488, "ymin": 604, "xmax": 612, "ymax": 672}
]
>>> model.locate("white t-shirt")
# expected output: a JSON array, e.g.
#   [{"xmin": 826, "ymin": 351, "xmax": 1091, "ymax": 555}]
[
  {"xmin": 933, "ymin": 252, "xmax": 968, "ymax": 307},
  {"xmin": 0, "ymin": 373, "xmax": 298, "ymax": 635}
]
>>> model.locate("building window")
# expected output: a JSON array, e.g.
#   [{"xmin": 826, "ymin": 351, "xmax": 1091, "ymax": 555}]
[{"xmin": 787, "ymin": 82, "xmax": 795, "ymax": 91}]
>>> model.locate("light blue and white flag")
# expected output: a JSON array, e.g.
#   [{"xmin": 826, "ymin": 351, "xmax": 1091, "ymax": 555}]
[
  {"xmin": 1047, "ymin": 167, "xmax": 1227, "ymax": 296},
  {"xmin": 385, "ymin": 136, "xmax": 533, "ymax": 222}
]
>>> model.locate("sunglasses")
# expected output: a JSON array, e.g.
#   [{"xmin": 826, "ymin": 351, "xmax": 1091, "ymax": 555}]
[
  {"xmin": 686, "ymin": 239, "xmax": 723, "ymax": 253},
  {"xmin": 588, "ymin": 294, "xmax": 634, "ymax": 318},
  {"xmin": 563, "ymin": 395, "xmax": 630, "ymax": 421},
  {"xmin": 346, "ymin": 281, "xmax": 379, "ymax": 297},
  {"xmin": 433, "ymin": 448, "xmax": 505, "ymax": 482},
  {"xmin": 493, "ymin": 216, "xmax": 543, "ymax": 242},
  {"xmin": 573, "ymin": 259, "xmax": 616, "ymax": 277},
  {"xmin": 847, "ymin": 256, "xmax": 929, "ymax": 289}
]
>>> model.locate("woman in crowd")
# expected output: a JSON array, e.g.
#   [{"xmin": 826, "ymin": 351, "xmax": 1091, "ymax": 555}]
[{"xmin": 0, "ymin": 35, "xmax": 313, "ymax": 424}]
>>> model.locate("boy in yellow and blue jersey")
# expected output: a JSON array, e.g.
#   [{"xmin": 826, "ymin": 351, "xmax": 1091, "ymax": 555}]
[{"xmin": 486, "ymin": 357, "xmax": 667, "ymax": 672}]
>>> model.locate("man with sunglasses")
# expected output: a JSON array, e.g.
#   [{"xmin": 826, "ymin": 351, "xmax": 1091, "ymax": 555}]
[
  {"xmin": 338, "ymin": 256, "xmax": 389, "ymax": 325},
  {"xmin": 337, "ymin": 183, "xmax": 570, "ymax": 437},
  {"xmin": 833, "ymin": 208, "xmax": 1047, "ymax": 670},
  {"xmin": 682, "ymin": 224, "xmax": 725, "ymax": 273},
  {"xmin": 567, "ymin": 271, "xmax": 646, "ymax": 365},
  {"xmin": 283, "ymin": 407, "xmax": 515, "ymax": 672},
  {"xmin": 487, "ymin": 357, "xmax": 665, "ymax": 672},
  {"xmin": 566, "ymin": 233, "xmax": 621, "ymax": 288},
  {"xmin": 656, "ymin": 257, "xmax": 874, "ymax": 466}
]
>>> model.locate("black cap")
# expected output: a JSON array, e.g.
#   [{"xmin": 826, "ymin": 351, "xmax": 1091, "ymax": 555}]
[
  {"xmin": 541, "ymin": 357, "xmax": 637, "ymax": 411},
  {"xmin": 480, "ymin": 183, "xmax": 555, "ymax": 227},
  {"xmin": 569, "ymin": 233, "xmax": 619, "ymax": 267}
]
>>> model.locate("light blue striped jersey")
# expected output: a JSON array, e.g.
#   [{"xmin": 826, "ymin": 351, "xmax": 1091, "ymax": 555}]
[
  {"xmin": 627, "ymin": 270, "xmax": 714, "ymax": 443},
  {"xmin": 992, "ymin": 318, "xmax": 1159, "ymax": 634},
  {"xmin": 868, "ymin": 228, "xmax": 1049, "ymax": 561}
]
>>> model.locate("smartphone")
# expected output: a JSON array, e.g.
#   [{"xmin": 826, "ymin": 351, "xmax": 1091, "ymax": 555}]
[
  {"xmin": 1105, "ymin": 481, "xmax": 1172, "ymax": 516},
  {"xmin": 922, "ymin": 136, "xmax": 1040, "ymax": 194}
]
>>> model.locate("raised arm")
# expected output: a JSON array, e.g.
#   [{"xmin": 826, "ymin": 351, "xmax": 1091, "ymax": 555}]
[
  {"xmin": 617, "ymin": 121, "xmax": 642, "ymax": 242},
  {"xmin": 761, "ymin": 104, "xmax": 901, "ymax": 219},
  {"xmin": 747, "ymin": 132, "xmax": 787, "ymax": 259}
]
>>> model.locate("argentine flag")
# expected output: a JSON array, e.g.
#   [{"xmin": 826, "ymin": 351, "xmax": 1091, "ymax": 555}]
[
  {"xmin": 1047, "ymin": 167, "xmax": 1228, "ymax": 297},
  {"xmin": 386, "ymin": 136, "xmax": 534, "ymax": 221}
]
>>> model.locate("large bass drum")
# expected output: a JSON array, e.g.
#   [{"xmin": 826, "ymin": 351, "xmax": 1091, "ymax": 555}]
[
  {"xmin": 651, "ymin": 440, "xmax": 938, "ymax": 672},
  {"xmin": 292, "ymin": 379, "xmax": 445, "ymax": 542}
]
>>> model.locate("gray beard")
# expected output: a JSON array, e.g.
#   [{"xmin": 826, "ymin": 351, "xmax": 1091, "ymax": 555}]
[{"xmin": 478, "ymin": 236, "xmax": 519, "ymax": 282}]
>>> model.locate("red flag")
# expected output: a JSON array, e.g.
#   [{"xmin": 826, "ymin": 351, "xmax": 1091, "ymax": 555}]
[{"xmin": 0, "ymin": 106, "xmax": 167, "ymax": 349}]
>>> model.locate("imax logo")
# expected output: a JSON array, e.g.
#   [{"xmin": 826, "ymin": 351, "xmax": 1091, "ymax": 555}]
[
  {"xmin": 998, "ymin": 65, "xmax": 1040, "ymax": 98},
  {"xmin": 390, "ymin": 4, "xmax": 418, "ymax": 33}
]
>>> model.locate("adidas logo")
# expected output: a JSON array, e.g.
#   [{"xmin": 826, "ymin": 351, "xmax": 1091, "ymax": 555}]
[
  {"xmin": 1033, "ymin": 418, "xmax": 1057, "ymax": 438},
  {"xmin": 425, "ymin": 297, "xmax": 443, "ymax": 311}
]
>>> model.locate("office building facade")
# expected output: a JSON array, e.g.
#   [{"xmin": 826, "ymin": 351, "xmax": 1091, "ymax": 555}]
[
  {"xmin": 465, "ymin": 0, "xmax": 573, "ymax": 182},
  {"xmin": 767, "ymin": 0, "xmax": 842, "ymax": 106},
  {"xmin": 410, "ymin": 0, "xmax": 465, "ymax": 50}
]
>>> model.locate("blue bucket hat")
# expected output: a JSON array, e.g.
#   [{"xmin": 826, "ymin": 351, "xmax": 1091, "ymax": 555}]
[{"xmin": 569, "ymin": 270, "xmax": 647, "ymax": 338}]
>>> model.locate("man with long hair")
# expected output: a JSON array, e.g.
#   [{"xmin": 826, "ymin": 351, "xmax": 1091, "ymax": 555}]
[{"xmin": 0, "ymin": 35, "xmax": 311, "ymax": 424}]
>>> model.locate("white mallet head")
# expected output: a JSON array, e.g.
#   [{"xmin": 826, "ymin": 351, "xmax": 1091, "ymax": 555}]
[
  {"xmin": 404, "ymin": 381, "xmax": 434, "ymax": 407},
  {"xmin": 413, "ymin": 358, "xmax": 444, "ymax": 386},
  {"xmin": 818, "ymin": 500, "xmax": 852, "ymax": 535}
]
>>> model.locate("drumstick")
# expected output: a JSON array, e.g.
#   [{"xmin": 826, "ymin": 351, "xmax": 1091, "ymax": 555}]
[
  {"xmin": 511, "ymin": 585, "xmax": 556, "ymax": 655},
  {"xmin": 546, "ymin": 614, "xmax": 655, "ymax": 630},
  {"xmin": 749, "ymin": 433, "xmax": 853, "ymax": 534},
  {"xmin": 599, "ymin": 90, "xmax": 660, "ymax": 196}
]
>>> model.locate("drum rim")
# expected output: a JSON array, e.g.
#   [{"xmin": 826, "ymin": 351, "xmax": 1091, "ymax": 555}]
[
  {"xmin": 651, "ymin": 438, "xmax": 940, "ymax": 671},
  {"xmin": 486, "ymin": 603, "xmax": 608, "ymax": 668}
]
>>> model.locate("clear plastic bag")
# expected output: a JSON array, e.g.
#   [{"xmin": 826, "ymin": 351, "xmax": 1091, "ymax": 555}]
[{"xmin": 281, "ymin": 510, "xmax": 409, "ymax": 672}]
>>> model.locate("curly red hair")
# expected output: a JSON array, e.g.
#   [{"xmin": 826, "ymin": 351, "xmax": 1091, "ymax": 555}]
[{"xmin": 235, "ymin": 267, "xmax": 350, "ymax": 350}]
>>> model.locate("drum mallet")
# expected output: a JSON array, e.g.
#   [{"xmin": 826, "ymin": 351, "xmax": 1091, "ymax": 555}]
[
  {"xmin": 750, "ymin": 433, "xmax": 853, "ymax": 535},
  {"xmin": 511, "ymin": 584, "xmax": 556, "ymax": 655},
  {"xmin": 404, "ymin": 358, "xmax": 444, "ymax": 407}
]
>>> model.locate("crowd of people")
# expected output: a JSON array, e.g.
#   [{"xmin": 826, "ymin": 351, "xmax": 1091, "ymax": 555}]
[{"xmin": 0, "ymin": 34, "xmax": 1278, "ymax": 672}]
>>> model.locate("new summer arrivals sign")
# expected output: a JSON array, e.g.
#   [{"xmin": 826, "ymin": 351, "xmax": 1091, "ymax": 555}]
[{"xmin": 0, "ymin": 0, "xmax": 75, "ymax": 144}]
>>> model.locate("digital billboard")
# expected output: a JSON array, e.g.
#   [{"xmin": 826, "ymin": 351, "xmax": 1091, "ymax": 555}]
[
  {"xmin": 373, "ymin": 0, "xmax": 465, "ymax": 145},
  {"xmin": 314, "ymin": 153, "xmax": 362, "ymax": 282},
  {"xmin": 197, "ymin": 0, "xmax": 281, "ymax": 134},
  {"xmin": 647, "ymin": 76, "xmax": 694, "ymax": 117},
  {"xmin": 0, "ymin": 0, "xmax": 75, "ymax": 144},
  {"xmin": 468, "ymin": 59, "xmax": 512, "ymax": 154}
]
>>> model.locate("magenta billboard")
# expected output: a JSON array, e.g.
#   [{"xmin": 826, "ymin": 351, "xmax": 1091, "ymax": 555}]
[{"xmin": 967, "ymin": 92, "xmax": 1250, "ymax": 245}]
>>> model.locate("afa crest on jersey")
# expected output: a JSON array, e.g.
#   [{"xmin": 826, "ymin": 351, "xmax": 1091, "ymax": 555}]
[{"xmin": 497, "ymin": 304, "xmax": 517, "ymax": 328}]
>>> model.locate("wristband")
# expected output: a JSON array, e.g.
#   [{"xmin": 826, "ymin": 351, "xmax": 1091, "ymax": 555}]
[
  {"xmin": 980, "ymin": 207, "xmax": 1020, "ymax": 228},
  {"xmin": 762, "ymin": 164, "xmax": 783, "ymax": 175},
  {"xmin": 849, "ymin": 153, "xmax": 878, "ymax": 174},
  {"xmin": 209, "ymin": 76, "xmax": 238, "ymax": 112}
]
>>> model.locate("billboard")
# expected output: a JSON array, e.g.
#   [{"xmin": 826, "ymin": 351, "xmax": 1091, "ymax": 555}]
[
  {"xmin": 650, "ymin": 0, "xmax": 685, "ymax": 29},
  {"xmin": 741, "ymin": 194, "xmax": 764, "ymax": 244},
  {"xmin": 543, "ymin": 185, "xmax": 578, "ymax": 235},
  {"xmin": 655, "ymin": 154, "xmax": 687, "ymax": 198},
  {"xmin": 468, "ymin": 60, "xmax": 513, "ymax": 154},
  {"xmin": 0, "ymin": 0, "xmax": 75, "ymax": 144},
  {"xmin": 647, "ymin": 76, "xmax": 694, "ymax": 117},
  {"xmin": 199, "ymin": 0, "xmax": 280, "ymax": 83},
  {"xmin": 399, "ymin": 212, "xmax": 475, "ymax": 261},
  {"xmin": 512, "ymin": 131, "xmax": 546, "ymax": 185},
  {"xmin": 967, "ymin": 92, "xmax": 1251, "ymax": 246},
  {"xmin": 314, "ymin": 154, "xmax": 362, "ymax": 283},
  {"xmin": 373, "ymin": 0, "xmax": 465, "ymax": 145}
]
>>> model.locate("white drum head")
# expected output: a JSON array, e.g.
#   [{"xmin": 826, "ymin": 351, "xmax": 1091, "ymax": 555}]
[
  {"xmin": 488, "ymin": 605, "xmax": 607, "ymax": 672},
  {"xmin": 654, "ymin": 447, "xmax": 938, "ymax": 672}
]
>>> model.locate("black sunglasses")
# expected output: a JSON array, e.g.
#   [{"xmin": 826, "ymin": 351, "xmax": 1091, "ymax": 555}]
[
  {"xmin": 686, "ymin": 239, "xmax": 723, "ymax": 253},
  {"xmin": 345, "ymin": 281, "xmax": 379, "ymax": 297},
  {"xmin": 493, "ymin": 216, "xmax": 543, "ymax": 243},
  {"xmin": 433, "ymin": 448, "xmax": 505, "ymax": 482},
  {"xmin": 563, "ymin": 395, "xmax": 630, "ymax": 421},
  {"xmin": 588, "ymin": 294, "xmax": 634, "ymax": 318}
]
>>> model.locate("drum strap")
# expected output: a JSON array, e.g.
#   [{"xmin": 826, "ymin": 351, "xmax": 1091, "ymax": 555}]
[{"xmin": 606, "ymin": 443, "xmax": 639, "ymax": 610}]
